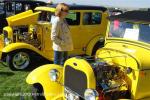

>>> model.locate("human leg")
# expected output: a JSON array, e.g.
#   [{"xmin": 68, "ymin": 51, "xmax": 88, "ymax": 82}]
[
  {"xmin": 61, "ymin": 51, "xmax": 68, "ymax": 65},
  {"xmin": 54, "ymin": 51, "xmax": 62, "ymax": 65}
]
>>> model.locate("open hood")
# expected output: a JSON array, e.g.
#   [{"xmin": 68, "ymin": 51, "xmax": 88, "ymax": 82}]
[
  {"xmin": 6, "ymin": 10, "xmax": 40, "ymax": 26},
  {"xmin": 96, "ymin": 47, "xmax": 140, "ymax": 70},
  {"xmin": 96, "ymin": 39, "xmax": 150, "ymax": 70},
  {"xmin": 34, "ymin": 6, "xmax": 56, "ymax": 12}
]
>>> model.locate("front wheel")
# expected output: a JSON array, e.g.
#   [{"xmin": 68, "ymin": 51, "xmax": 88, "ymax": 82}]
[
  {"xmin": 32, "ymin": 84, "xmax": 45, "ymax": 100},
  {"xmin": 6, "ymin": 50, "xmax": 31, "ymax": 71}
]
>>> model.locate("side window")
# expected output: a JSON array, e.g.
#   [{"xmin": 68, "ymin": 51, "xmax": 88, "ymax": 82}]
[
  {"xmin": 65, "ymin": 12, "xmax": 80, "ymax": 25},
  {"xmin": 38, "ymin": 11, "xmax": 53, "ymax": 22},
  {"xmin": 83, "ymin": 12, "xmax": 101, "ymax": 25},
  {"xmin": 39, "ymin": 11, "xmax": 48, "ymax": 21}
]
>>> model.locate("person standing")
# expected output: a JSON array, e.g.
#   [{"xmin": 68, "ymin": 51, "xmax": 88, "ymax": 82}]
[{"xmin": 51, "ymin": 3, "xmax": 73, "ymax": 65}]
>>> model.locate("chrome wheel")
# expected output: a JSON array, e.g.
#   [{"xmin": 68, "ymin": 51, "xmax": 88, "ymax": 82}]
[{"xmin": 12, "ymin": 52, "xmax": 30, "ymax": 69}]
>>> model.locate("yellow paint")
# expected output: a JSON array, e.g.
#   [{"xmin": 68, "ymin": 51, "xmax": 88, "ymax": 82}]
[
  {"xmin": 6, "ymin": 10, "xmax": 33, "ymax": 26},
  {"xmin": 26, "ymin": 64, "xmax": 64, "ymax": 100},
  {"xmin": 0, "ymin": 34, "xmax": 4, "ymax": 49},
  {"xmin": 34, "ymin": 6, "xmax": 56, "ymax": 12},
  {"xmin": 95, "ymin": 38, "xmax": 150, "ymax": 99},
  {"xmin": 64, "ymin": 57, "xmax": 96, "ymax": 89},
  {"xmin": 7, "ymin": 10, "xmax": 40, "ymax": 26},
  {"xmin": 26, "ymin": 57, "xmax": 96, "ymax": 99},
  {"xmin": 2, "ymin": 43, "xmax": 53, "ymax": 61},
  {"xmin": 86, "ymin": 35, "xmax": 103, "ymax": 56},
  {"xmin": 0, "ymin": 35, "xmax": 3, "ymax": 58},
  {"xmin": 3, "ymin": 26, "xmax": 13, "ymax": 39},
  {"xmin": 26, "ymin": 10, "xmax": 150, "ymax": 99},
  {"xmin": 85, "ymin": 11, "xmax": 108, "ymax": 55}
]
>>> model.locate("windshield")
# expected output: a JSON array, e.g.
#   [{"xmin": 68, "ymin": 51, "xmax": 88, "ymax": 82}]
[
  {"xmin": 109, "ymin": 20, "xmax": 150, "ymax": 43},
  {"xmin": 38, "ymin": 11, "xmax": 54, "ymax": 22}
]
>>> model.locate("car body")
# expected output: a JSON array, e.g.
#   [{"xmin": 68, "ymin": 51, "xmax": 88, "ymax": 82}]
[
  {"xmin": 26, "ymin": 10, "xmax": 150, "ymax": 100},
  {"xmin": 0, "ymin": 4, "xmax": 108, "ymax": 70},
  {"xmin": 0, "ymin": 0, "xmax": 46, "ymax": 33}
]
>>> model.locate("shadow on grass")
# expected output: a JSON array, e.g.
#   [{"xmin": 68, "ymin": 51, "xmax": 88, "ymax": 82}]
[
  {"xmin": 0, "ymin": 72, "xmax": 14, "ymax": 76},
  {"xmin": 0, "ymin": 61, "xmax": 8, "ymax": 67},
  {"xmin": 25, "ymin": 60, "xmax": 53, "ymax": 72},
  {"xmin": 0, "ymin": 59, "xmax": 53, "ymax": 72}
]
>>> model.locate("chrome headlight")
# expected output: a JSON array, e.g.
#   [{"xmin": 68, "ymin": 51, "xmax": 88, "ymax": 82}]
[
  {"xmin": 3, "ymin": 30, "xmax": 12, "ymax": 46},
  {"xmin": 4, "ymin": 38, "xmax": 12, "ymax": 46},
  {"xmin": 84, "ymin": 89, "xmax": 99, "ymax": 100},
  {"xmin": 49, "ymin": 69, "xmax": 59, "ymax": 82}
]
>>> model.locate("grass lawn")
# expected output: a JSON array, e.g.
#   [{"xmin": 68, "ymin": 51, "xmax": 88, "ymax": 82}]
[{"xmin": 0, "ymin": 63, "xmax": 32, "ymax": 100}]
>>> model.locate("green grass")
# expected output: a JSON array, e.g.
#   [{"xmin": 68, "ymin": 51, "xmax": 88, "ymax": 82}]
[{"xmin": 0, "ymin": 63, "xmax": 32, "ymax": 100}]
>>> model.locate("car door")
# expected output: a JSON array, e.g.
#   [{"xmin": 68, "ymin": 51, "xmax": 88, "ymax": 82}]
[
  {"xmin": 65, "ymin": 11, "xmax": 84, "ymax": 55},
  {"xmin": 80, "ymin": 11, "xmax": 103, "ymax": 51}
]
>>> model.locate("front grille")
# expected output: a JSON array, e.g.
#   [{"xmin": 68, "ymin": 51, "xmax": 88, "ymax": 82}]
[{"xmin": 64, "ymin": 65, "xmax": 87, "ymax": 97}]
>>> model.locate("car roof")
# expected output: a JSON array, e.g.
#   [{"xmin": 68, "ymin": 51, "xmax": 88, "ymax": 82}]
[
  {"xmin": 50, "ymin": 4, "xmax": 107, "ymax": 12},
  {"xmin": 1, "ymin": 0, "xmax": 46, "ymax": 5},
  {"xmin": 108, "ymin": 10, "xmax": 150, "ymax": 23}
]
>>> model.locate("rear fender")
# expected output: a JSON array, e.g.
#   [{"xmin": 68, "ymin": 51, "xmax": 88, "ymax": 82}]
[{"xmin": 86, "ymin": 35, "xmax": 104, "ymax": 56}]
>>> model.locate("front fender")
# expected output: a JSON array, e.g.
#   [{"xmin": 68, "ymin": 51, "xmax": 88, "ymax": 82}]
[
  {"xmin": 2, "ymin": 43, "xmax": 53, "ymax": 61},
  {"xmin": 2, "ymin": 43, "xmax": 40, "ymax": 53},
  {"xmin": 26, "ymin": 64, "xmax": 64, "ymax": 100}
]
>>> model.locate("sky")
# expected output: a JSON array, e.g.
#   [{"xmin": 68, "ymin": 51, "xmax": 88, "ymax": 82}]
[{"xmin": 42, "ymin": 0, "xmax": 150, "ymax": 9}]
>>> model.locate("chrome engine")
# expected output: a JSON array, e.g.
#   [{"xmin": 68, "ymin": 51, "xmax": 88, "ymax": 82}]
[
  {"xmin": 89, "ymin": 58, "xmax": 130, "ymax": 99},
  {"xmin": 13, "ymin": 26, "xmax": 40, "ymax": 48}
]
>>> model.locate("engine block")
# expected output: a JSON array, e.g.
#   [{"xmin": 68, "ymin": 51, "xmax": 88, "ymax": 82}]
[
  {"xmin": 90, "ymin": 60, "xmax": 130, "ymax": 99},
  {"xmin": 13, "ymin": 26, "xmax": 41, "ymax": 48}
]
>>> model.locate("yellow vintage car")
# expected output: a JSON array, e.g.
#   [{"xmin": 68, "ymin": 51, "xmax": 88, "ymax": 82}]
[
  {"xmin": 0, "ymin": 4, "xmax": 108, "ymax": 70},
  {"xmin": 26, "ymin": 10, "xmax": 150, "ymax": 100}
]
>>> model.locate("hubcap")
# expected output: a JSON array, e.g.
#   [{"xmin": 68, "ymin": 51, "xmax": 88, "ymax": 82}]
[{"xmin": 12, "ymin": 52, "xmax": 30, "ymax": 69}]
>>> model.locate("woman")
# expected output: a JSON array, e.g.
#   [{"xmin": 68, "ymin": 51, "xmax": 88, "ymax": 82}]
[{"xmin": 51, "ymin": 3, "xmax": 73, "ymax": 65}]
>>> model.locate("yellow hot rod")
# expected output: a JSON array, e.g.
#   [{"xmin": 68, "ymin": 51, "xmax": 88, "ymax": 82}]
[
  {"xmin": 26, "ymin": 10, "xmax": 150, "ymax": 100},
  {"xmin": 0, "ymin": 4, "xmax": 108, "ymax": 70}
]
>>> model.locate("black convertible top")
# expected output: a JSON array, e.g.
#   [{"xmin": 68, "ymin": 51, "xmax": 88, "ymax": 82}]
[
  {"xmin": 50, "ymin": 4, "xmax": 107, "ymax": 12},
  {"xmin": 1, "ymin": 0, "xmax": 46, "ymax": 5},
  {"xmin": 108, "ymin": 10, "xmax": 150, "ymax": 23}
]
